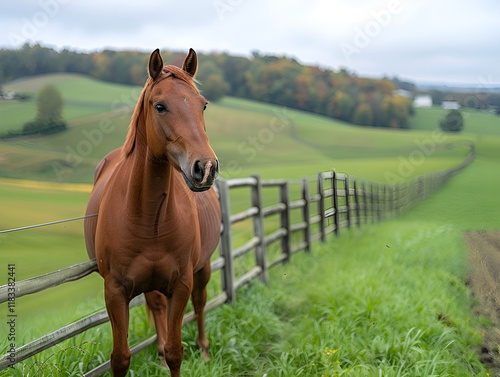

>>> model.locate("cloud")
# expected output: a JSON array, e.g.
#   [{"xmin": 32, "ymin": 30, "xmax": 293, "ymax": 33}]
[{"xmin": 1, "ymin": 0, "xmax": 499, "ymax": 85}]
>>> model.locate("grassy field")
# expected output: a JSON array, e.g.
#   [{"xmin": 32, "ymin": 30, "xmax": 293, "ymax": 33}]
[
  {"xmin": 0, "ymin": 73, "xmax": 477, "ymax": 183},
  {"xmin": 2, "ymin": 166, "xmax": 498, "ymax": 376},
  {"xmin": 1, "ymin": 74, "xmax": 141, "ymax": 132},
  {"xmin": 0, "ymin": 73, "xmax": 499, "ymax": 376}
]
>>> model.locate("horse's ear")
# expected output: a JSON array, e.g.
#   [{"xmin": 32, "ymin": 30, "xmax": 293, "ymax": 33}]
[
  {"xmin": 148, "ymin": 49, "xmax": 164, "ymax": 81},
  {"xmin": 182, "ymin": 48, "xmax": 198, "ymax": 77}
]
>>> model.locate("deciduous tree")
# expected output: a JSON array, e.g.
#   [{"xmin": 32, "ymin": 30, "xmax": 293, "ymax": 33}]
[
  {"xmin": 440, "ymin": 109, "xmax": 464, "ymax": 132},
  {"xmin": 23, "ymin": 85, "xmax": 66, "ymax": 135}
]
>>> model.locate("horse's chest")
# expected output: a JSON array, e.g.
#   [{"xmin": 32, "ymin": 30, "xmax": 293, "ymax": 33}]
[
  {"xmin": 105, "ymin": 220, "xmax": 199, "ymax": 259},
  {"xmin": 99, "ymin": 193, "xmax": 198, "ymax": 247},
  {"xmin": 102, "ymin": 234, "xmax": 198, "ymax": 296},
  {"xmin": 96, "ymin": 211, "xmax": 200, "ymax": 283},
  {"xmin": 120, "ymin": 253, "xmax": 190, "ymax": 297}
]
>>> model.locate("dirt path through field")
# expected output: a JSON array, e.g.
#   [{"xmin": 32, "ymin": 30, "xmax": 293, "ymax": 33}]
[{"xmin": 465, "ymin": 231, "xmax": 500, "ymax": 375}]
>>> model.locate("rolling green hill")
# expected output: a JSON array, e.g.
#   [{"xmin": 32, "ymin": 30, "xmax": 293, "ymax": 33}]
[
  {"xmin": 2, "ymin": 73, "xmax": 494, "ymax": 185},
  {"xmin": 1, "ymin": 74, "xmax": 139, "ymax": 133}
]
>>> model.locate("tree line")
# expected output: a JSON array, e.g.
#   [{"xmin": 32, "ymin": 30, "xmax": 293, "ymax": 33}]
[
  {"xmin": 428, "ymin": 89, "xmax": 500, "ymax": 112},
  {"xmin": 0, "ymin": 43, "xmax": 414, "ymax": 128}
]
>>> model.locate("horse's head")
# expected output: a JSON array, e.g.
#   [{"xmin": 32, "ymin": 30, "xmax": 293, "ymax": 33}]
[{"xmin": 127, "ymin": 48, "xmax": 219, "ymax": 192}]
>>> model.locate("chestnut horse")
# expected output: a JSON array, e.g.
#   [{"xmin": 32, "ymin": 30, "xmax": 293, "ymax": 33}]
[{"xmin": 84, "ymin": 48, "xmax": 221, "ymax": 377}]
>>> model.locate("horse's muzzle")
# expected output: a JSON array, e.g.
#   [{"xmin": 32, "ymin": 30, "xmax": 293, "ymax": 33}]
[{"xmin": 184, "ymin": 159, "xmax": 219, "ymax": 192}]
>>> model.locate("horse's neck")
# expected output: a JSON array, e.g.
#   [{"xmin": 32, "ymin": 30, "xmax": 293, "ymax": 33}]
[{"xmin": 126, "ymin": 144, "xmax": 176, "ymax": 222}]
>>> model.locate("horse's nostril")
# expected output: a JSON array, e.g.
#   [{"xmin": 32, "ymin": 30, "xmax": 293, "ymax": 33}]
[
  {"xmin": 193, "ymin": 160, "xmax": 204, "ymax": 182},
  {"xmin": 192, "ymin": 160, "xmax": 218, "ymax": 186}
]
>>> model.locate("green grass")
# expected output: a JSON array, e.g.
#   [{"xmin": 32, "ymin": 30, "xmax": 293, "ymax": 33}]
[
  {"xmin": 1, "ymin": 74, "xmax": 141, "ymax": 134},
  {"xmin": 0, "ymin": 73, "xmax": 499, "ymax": 376},
  {"xmin": 3, "ymin": 218, "xmax": 489, "ymax": 376},
  {"xmin": 410, "ymin": 106, "xmax": 500, "ymax": 136},
  {"xmin": 0, "ymin": 183, "xmax": 104, "ymax": 344},
  {"xmin": 1, "ymin": 151, "xmax": 497, "ymax": 376}
]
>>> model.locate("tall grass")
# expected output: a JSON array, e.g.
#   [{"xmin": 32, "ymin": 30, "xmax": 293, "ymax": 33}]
[
  {"xmin": 252, "ymin": 222, "xmax": 485, "ymax": 377},
  {"xmin": 3, "ymin": 219, "xmax": 488, "ymax": 376}
]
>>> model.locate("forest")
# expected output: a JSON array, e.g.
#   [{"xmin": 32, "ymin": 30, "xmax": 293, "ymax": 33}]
[
  {"xmin": 3, "ymin": 43, "xmax": 495, "ymax": 130},
  {"xmin": 0, "ymin": 43, "xmax": 417, "ymax": 129}
]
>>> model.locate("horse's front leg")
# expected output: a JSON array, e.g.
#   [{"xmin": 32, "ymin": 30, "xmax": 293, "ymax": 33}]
[
  {"xmin": 164, "ymin": 273, "xmax": 193, "ymax": 377},
  {"xmin": 104, "ymin": 278, "xmax": 131, "ymax": 377},
  {"xmin": 192, "ymin": 262, "xmax": 211, "ymax": 361}
]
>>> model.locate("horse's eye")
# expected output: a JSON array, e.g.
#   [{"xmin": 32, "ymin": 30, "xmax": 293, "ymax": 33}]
[
  {"xmin": 155, "ymin": 103, "xmax": 167, "ymax": 114},
  {"xmin": 203, "ymin": 104, "xmax": 207, "ymax": 111}
]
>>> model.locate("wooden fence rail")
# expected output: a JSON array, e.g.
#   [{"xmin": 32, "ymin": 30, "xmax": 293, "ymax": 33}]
[{"xmin": 0, "ymin": 143, "xmax": 475, "ymax": 375}]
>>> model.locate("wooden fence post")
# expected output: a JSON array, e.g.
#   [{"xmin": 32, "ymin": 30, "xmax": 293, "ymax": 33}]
[
  {"xmin": 344, "ymin": 175, "xmax": 351, "ymax": 228},
  {"xmin": 301, "ymin": 178, "xmax": 311, "ymax": 252},
  {"xmin": 332, "ymin": 170, "xmax": 340, "ymax": 236},
  {"xmin": 404, "ymin": 181, "xmax": 410, "ymax": 214},
  {"xmin": 353, "ymin": 179, "xmax": 361, "ymax": 227},
  {"xmin": 418, "ymin": 177, "xmax": 424, "ymax": 201},
  {"xmin": 317, "ymin": 172, "xmax": 325, "ymax": 242},
  {"xmin": 396, "ymin": 182, "xmax": 404, "ymax": 216},
  {"xmin": 369, "ymin": 183, "xmax": 375, "ymax": 223},
  {"xmin": 215, "ymin": 178, "xmax": 236, "ymax": 303},
  {"xmin": 382, "ymin": 184, "xmax": 387, "ymax": 219},
  {"xmin": 376, "ymin": 183, "xmax": 381, "ymax": 222},
  {"xmin": 280, "ymin": 181, "xmax": 291, "ymax": 262},
  {"xmin": 362, "ymin": 180, "xmax": 368, "ymax": 223},
  {"xmin": 388, "ymin": 185, "xmax": 394, "ymax": 217},
  {"xmin": 394, "ymin": 183, "xmax": 399, "ymax": 216},
  {"xmin": 251, "ymin": 175, "xmax": 268, "ymax": 284}
]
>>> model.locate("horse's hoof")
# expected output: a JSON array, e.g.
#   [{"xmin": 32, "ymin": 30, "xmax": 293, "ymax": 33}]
[
  {"xmin": 159, "ymin": 355, "xmax": 169, "ymax": 369},
  {"xmin": 201, "ymin": 349, "xmax": 210, "ymax": 362}
]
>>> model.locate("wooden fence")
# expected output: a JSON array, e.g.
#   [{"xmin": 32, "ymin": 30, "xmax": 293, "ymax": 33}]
[{"xmin": 0, "ymin": 143, "xmax": 475, "ymax": 375}]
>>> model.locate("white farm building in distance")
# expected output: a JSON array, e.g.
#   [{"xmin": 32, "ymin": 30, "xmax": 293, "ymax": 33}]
[
  {"xmin": 413, "ymin": 94, "xmax": 432, "ymax": 108},
  {"xmin": 441, "ymin": 100, "xmax": 460, "ymax": 110}
]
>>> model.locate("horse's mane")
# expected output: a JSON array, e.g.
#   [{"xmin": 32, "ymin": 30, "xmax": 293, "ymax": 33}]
[{"xmin": 121, "ymin": 65, "xmax": 199, "ymax": 157}]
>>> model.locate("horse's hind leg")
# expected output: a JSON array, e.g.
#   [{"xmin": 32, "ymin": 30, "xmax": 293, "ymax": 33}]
[
  {"xmin": 192, "ymin": 262, "xmax": 211, "ymax": 361},
  {"xmin": 144, "ymin": 291, "xmax": 168, "ymax": 366}
]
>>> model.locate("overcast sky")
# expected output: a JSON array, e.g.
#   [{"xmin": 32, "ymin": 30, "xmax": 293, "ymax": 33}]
[{"xmin": 1, "ymin": 0, "xmax": 499, "ymax": 86}]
